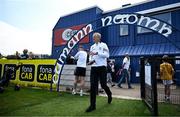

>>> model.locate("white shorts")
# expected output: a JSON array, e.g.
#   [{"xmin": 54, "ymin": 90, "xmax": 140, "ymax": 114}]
[{"xmin": 162, "ymin": 80, "xmax": 173, "ymax": 86}]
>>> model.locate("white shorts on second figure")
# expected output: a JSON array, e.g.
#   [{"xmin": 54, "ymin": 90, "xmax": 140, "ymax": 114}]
[{"xmin": 162, "ymin": 80, "xmax": 173, "ymax": 86}]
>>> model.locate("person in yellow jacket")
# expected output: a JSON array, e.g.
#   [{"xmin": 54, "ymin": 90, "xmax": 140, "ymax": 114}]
[{"xmin": 160, "ymin": 55, "xmax": 174, "ymax": 102}]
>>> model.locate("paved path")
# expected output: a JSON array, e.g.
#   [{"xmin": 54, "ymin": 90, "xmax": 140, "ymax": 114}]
[
  {"xmin": 100, "ymin": 83, "xmax": 141, "ymax": 100},
  {"xmin": 63, "ymin": 83, "xmax": 180, "ymax": 104},
  {"xmin": 100, "ymin": 83, "xmax": 180, "ymax": 104}
]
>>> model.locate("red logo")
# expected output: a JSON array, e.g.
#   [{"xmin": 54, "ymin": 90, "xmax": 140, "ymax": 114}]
[{"xmin": 54, "ymin": 24, "xmax": 89, "ymax": 46}]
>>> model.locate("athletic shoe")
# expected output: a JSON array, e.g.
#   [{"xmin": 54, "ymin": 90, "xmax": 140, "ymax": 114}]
[
  {"xmin": 85, "ymin": 106, "xmax": 96, "ymax": 112},
  {"xmin": 117, "ymin": 85, "xmax": 123, "ymax": 88},
  {"xmin": 165, "ymin": 97, "xmax": 170, "ymax": 102},
  {"xmin": 111, "ymin": 84, "xmax": 115, "ymax": 87},
  {"xmin": 72, "ymin": 89, "xmax": 76, "ymax": 95},
  {"xmin": 99, "ymin": 89, "xmax": 104, "ymax": 93}
]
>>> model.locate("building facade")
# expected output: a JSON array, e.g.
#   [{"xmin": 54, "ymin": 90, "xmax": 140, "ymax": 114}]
[{"xmin": 52, "ymin": 0, "xmax": 180, "ymax": 84}]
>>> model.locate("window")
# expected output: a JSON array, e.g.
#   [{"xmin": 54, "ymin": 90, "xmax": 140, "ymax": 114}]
[
  {"xmin": 137, "ymin": 12, "xmax": 171, "ymax": 34},
  {"xmin": 120, "ymin": 25, "xmax": 128, "ymax": 36}
]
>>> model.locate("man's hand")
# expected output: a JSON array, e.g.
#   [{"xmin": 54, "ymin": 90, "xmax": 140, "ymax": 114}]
[
  {"xmin": 87, "ymin": 60, "xmax": 95, "ymax": 65},
  {"xmin": 89, "ymin": 52, "xmax": 98, "ymax": 56}
]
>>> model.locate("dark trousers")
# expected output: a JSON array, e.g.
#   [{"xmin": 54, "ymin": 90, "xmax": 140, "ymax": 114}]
[{"xmin": 90, "ymin": 66, "xmax": 112, "ymax": 107}]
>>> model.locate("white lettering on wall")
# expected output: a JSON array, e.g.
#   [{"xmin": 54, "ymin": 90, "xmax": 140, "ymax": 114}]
[{"xmin": 101, "ymin": 14, "xmax": 172, "ymax": 37}]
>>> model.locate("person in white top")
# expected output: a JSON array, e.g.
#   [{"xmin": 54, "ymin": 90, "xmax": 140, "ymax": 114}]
[
  {"xmin": 117, "ymin": 53, "xmax": 132, "ymax": 89},
  {"xmin": 72, "ymin": 45, "xmax": 87, "ymax": 96},
  {"xmin": 86, "ymin": 32, "xmax": 112, "ymax": 112}
]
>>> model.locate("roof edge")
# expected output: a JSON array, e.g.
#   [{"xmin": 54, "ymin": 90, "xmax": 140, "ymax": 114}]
[
  {"xmin": 103, "ymin": 0, "xmax": 154, "ymax": 14},
  {"xmin": 60, "ymin": 5, "xmax": 103, "ymax": 18}
]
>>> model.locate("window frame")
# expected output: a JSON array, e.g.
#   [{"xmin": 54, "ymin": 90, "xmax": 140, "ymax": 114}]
[{"xmin": 120, "ymin": 24, "xmax": 129, "ymax": 36}]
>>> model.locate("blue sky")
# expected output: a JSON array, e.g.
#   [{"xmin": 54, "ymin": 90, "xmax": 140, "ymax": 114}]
[
  {"xmin": 0, "ymin": 0, "xmax": 144, "ymax": 55},
  {"xmin": 0, "ymin": 0, "xmax": 55, "ymax": 30}
]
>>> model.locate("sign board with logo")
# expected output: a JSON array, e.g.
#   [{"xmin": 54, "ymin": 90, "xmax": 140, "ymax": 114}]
[
  {"xmin": 19, "ymin": 64, "xmax": 35, "ymax": 81},
  {"xmin": 54, "ymin": 24, "xmax": 89, "ymax": 46},
  {"xmin": 0, "ymin": 59, "xmax": 56, "ymax": 88},
  {"xmin": 3, "ymin": 64, "xmax": 17, "ymax": 80},
  {"xmin": 37, "ymin": 65, "xmax": 54, "ymax": 83}
]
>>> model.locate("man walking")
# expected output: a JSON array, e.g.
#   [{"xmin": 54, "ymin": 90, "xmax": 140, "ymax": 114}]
[
  {"xmin": 160, "ymin": 55, "xmax": 174, "ymax": 102},
  {"xmin": 86, "ymin": 32, "xmax": 112, "ymax": 112},
  {"xmin": 72, "ymin": 45, "xmax": 87, "ymax": 96},
  {"xmin": 117, "ymin": 53, "xmax": 132, "ymax": 89}
]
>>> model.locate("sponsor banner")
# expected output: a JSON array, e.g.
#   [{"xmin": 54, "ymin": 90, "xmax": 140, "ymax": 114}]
[
  {"xmin": 0, "ymin": 59, "xmax": 56, "ymax": 88},
  {"xmin": 3, "ymin": 64, "xmax": 17, "ymax": 80},
  {"xmin": 19, "ymin": 64, "xmax": 35, "ymax": 81},
  {"xmin": 54, "ymin": 24, "xmax": 89, "ymax": 46},
  {"xmin": 37, "ymin": 65, "xmax": 54, "ymax": 83}
]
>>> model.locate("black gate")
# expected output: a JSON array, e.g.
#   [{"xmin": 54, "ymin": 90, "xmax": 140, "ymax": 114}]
[{"xmin": 140, "ymin": 57, "xmax": 158, "ymax": 116}]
